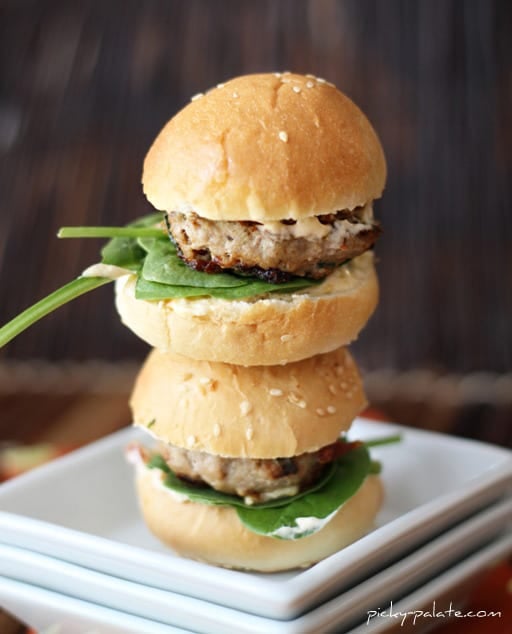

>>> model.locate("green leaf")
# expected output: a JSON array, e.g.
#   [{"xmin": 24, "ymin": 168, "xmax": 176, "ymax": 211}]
[
  {"xmin": 137, "ymin": 234, "xmax": 169, "ymax": 253},
  {"xmin": 142, "ymin": 240, "xmax": 249, "ymax": 288},
  {"xmin": 135, "ymin": 273, "xmax": 318, "ymax": 300},
  {"xmin": 147, "ymin": 454, "xmax": 338, "ymax": 510},
  {"xmin": 100, "ymin": 213, "xmax": 164, "ymax": 271},
  {"xmin": 146, "ymin": 445, "xmax": 372, "ymax": 540},
  {"xmin": 236, "ymin": 445, "xmax": 371, "ymax": 538},
  {"xmin": 0, "ymin": 276, "xmax": 112, "ymax": 348}
]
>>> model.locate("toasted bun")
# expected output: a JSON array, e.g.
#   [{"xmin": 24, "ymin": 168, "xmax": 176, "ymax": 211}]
[
  {"xmin": 130, "ymin": 347, "xmax": 366, "ymax": 458},
  {"xmin": 136, "ymin": 467, "xmax": 382, "ymax": 571},
  {"xmin": 143, "ymin": 72, "xmax": 386, "ymax": 222},
  {"xmin": 115, "ymin": 251, "xmax": 378, "ymax": 366}
]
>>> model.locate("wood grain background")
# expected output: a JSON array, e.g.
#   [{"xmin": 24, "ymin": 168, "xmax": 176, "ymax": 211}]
[
  {"xmin": 0, "ymin": 0, "xmax": 510, "ymax": 374},
  {"xmin": 0, "ymin": 9, "xmax": 510, "ymax": 633}
]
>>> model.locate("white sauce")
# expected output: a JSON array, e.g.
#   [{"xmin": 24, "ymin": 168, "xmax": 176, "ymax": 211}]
[
  {"xmin": 244, "ymin": 485, "xmax": 299, "ymax": 506},
  {"xmin": 256, "ymin": 203, "xmax": 374, "ymax": 239},
  {"xmin": 261, "ymin": 217, "xmax": 332, "ymax": 239},
  {"xmin": 125, "ymin": 444, "xmax": 190, "ymax": 504},
  {"xmin": 82, "ymin": 263, "xmax": 132, "ymax": 280},
  {"xmin": 269, "ymin": 509, "xmax": 340, "ymax": 539}
]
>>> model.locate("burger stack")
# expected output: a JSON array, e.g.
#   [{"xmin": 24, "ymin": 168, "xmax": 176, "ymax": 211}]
[{"xmin": 121, "ymin": 72, "xmax": 386, "ymax": 571}]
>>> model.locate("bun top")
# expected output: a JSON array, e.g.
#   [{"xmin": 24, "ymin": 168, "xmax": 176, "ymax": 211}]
[
  {"xmin": 130, "ymin": 347, "xmax": 367, "ymax": 458},
  {"xmin": 143, "ymin": 72, "xmax": 386, "ymax": 222}
]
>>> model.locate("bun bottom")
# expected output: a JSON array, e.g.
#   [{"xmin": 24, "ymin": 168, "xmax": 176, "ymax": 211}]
[
  {"xmin": 136, "ymin": 468, "xmax": 383, "ymax": 572},
  {"xmin": 115, "ymin": 252, "xmax": 378, "ymax": 366}
]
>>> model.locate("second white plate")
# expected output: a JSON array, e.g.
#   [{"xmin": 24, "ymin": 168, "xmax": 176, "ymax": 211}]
[
  {"xmin": 0, "ymin": 418, "xmax": 510, "ymax": 619},
  {"xmin": 0, "ymin": 500, "xmax": 511, "ymax": 634}
]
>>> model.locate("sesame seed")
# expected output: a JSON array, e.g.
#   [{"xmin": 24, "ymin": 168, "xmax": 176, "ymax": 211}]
[
  {"xmin": 288, "ymin": 393, "xmax": 307, "ymax": 408},
  {"xmin": 305, "ymin": 74, "xmax": 316, "ymax": 79},
  {"xmin": 317, "ymin": 77, "xmax": 327, "ymax": 83},
  {"xmin": 328, "ymin": 384, "xmax": 337, "ymax": 395},
  {"xmin": 191, "ymin": 93, "xmax": 203, "ymax": 101},
  {"xmin": 269, "ymin": 388, "xmax": 283, "ymax": 397},
  {"xmin": 340, "ymin": 381, "xmax": 348, "ymax": 389},
  {"xmin": 232, "ymin": 91, "xmax": 239, "ymax": 98},
  {"xmin": 240, "ymin": 400, "xmax": 252, "ymax": 415},
  {"xmin": 346, "ymin": 391, "xmax": 353, "ymax": 399},
  {"xmin": 213, "ymin": 423, "xmax": 221, "ymax": 437},
  {"xmin": 273, "ymin": 72, "xmax": 282, "ymax": 77},
  {"xmin": 335, "ymin": 366, "xmax": 345, "ymax": 376},
  {"xmin": 246, "ymin": 427, "xmax": 254, "ymax": 441},
  {"xmin": 280, "ymin": 334, "xmax": 293, "ymax": 342},
  {"xmin": 316, "ymin": 408, "xmax": 326, "ymax": 416},
  {"xmin": 292, "ymin": 86, "xmax": 301, "ymax": 93},
  {"xmin": 278, "ymin": 131, "xmax": 288, "ymax": 142},
  {"xmin": 216, "ymin": 83, "xmax": 225, "ymax": 88},
  {"xmin": 306, "ymin": 81, "xmax": 315, "ymax": 88},
  {"xmin": 199, "ymin": 377, "xmax": 212, "ymax": 385},
  {"xmin": 183, "ymin": 372, "xmax": 193, "ymax": 381},
  {"xmin": 327, "ymin": 405, "xmax": 337, "ymax": 415},
  {"xmin": 186, "ymin": 435, "xmax": 196, "ymax": 447}
]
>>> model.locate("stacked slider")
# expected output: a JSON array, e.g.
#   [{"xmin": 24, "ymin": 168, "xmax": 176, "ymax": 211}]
[{"xmin": 122, "ymin": 72, "xmax": 386, "ymax": 571}]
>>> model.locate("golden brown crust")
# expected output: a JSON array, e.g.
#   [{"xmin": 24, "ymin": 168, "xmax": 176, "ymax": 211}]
[
  {"xmin": 142, "ymin": 73, "xmax": 386, "ymax": 221},
  {"xmin": 115, "ymin": 251, "xmax": 378, "ymax": 366},
  {"xmin": 135, "ymin": 468, "xmax": 383, "ymax": 572},
  {"xmin": 130, "ymin": 347, "xmax": 366, "ymax": 459}
]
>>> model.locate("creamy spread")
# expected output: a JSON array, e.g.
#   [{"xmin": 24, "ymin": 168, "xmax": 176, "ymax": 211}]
[
  {"xmin": 125, "ymin": 444, "xmax": 190, "ymax": 503},
  {"xmin": 82, "ymin": 263, "xmax": 132, "ymax": 280},
  {"xmin": 257, "ymin": 204, "xmax": 374, "ymax": 239},
  {"xmin": 269, "ymin": 509, "xmax": 340, "ymax": 539},
  {"xmin": 243, "ymin": 485, "xmax": 299, "ymax": 506}
]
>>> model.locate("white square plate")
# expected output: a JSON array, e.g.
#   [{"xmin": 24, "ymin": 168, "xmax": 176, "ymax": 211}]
[
  {"xmin": 0, "ymin": 497, "xmax": 510, "ymax": 633},
  {"xmin": 0, "ymin": 418, "xmax": 510, "ymax": 619},
  {"xmin": 0, "ymin": 577, "xmax": 189, "ymax": 634}
]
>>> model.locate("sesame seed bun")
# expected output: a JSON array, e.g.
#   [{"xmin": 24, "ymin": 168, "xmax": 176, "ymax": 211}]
[
  {"xmin": 130, "ymin": 347, "xmax": 367, "ymax": 459},
  {"xmin": 143, "ymin": 72, "xmax": 386, "ymax": 222},
  {"xmin": 135, "ymin": 465, "xmax": 383, "ymax": 571},
  {"xmin": 115, "ymin": 251, "xmax": 378, "ymax": 366}
]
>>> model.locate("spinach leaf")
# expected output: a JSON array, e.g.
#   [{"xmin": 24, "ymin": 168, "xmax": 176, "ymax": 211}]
[
  {"xmin": 146, "ymin": 444, "xmax": 371, "ymax": 540},
  {"xmin": 142, "ymin": 240, "xmax": 249, "ymax": 288},
  {"xmin": 135, "ymin": 273, "xmax": 317, "ymax": 300},
  {"xmin": 236, "ymin": 445, "xmax": 371, "ymax": 538},
  {"xmin": 101, "ymin": 213, "xmax": 163, "ymax": 271},
  {"xmin": 147, "ymin": 454, "xmax": 338, "ymax": 510}
]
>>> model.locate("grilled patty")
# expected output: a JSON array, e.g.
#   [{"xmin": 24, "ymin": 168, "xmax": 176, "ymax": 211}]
[
  {"xmin": 158, "ymin": 440, "xmax": 354, "ymax": 503},
  {"xmin": 166, "ymin": 207, "xmax": 381, "ymax": 283}
]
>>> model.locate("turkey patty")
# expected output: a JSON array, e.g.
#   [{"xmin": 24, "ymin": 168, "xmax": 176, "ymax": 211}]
[{"xmin": 166, "ymin": 205, "xmax": 381, "ymax": 283}]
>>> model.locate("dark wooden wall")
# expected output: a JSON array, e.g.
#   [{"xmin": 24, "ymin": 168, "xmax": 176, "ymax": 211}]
[{"xmin": 0, "ymin": 0, "xmax": 511, "ymax": 374}]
